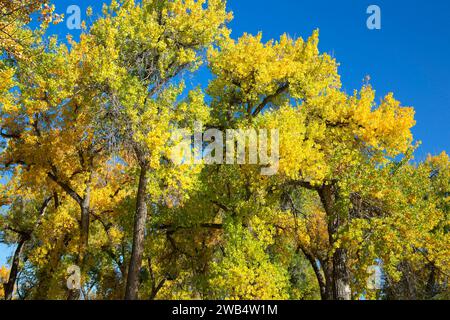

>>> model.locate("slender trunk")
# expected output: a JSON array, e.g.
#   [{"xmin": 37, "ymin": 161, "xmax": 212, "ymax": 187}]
[
  {"xmin": 310, "ymin": 259, "xmax": 327, "ymax": 300},
  {"xmin": 125, "ymin": 165, "xmax": 149, "ymax": 300},
  {"xmin": 4, "ymin": 236, "xmax": 27, "ymax": 300},
  {"xmin": 4, "ymin": 197, "xmax": 51, "ymax": 300},
  {"xmin": 149, "ymin": 279, "xmax": 166, "ymax": 300},
  {"xmin": 425, "ymin": 264, "xmax": 437, "ymax": 299},
  {"xmin": 79, "ymin": 184, "xmax": 91, "ymax": 264},
  {"xmin": 299, "ymin": 246, "xmax": 328, "ymax": 300},
  {"xmin": 323, "ymin": 262, "xmax": 335, "ymax": 300}
]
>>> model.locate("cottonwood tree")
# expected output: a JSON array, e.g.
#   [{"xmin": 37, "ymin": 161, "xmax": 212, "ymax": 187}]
[
  {"xmin": 205, "ymin": 30, "xmax": 436, "ymax": 300},
  {"xmin": 0, "ymin": 10, "xmax": 130, "ymax": 299},
  {"xmin": 0, "ymin": 0, "xmax": 448, "ymax": 301},
  {"xmin": 74, "ymin": 0, "xmax": 231, "ymax": 299}
]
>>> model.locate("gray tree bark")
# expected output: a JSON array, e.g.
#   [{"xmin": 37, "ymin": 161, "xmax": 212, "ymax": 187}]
[
  {"xmin": 125, "ymin": 165, "xmax": 149, "ymax": 300},
  {"xmin": 319, "ymin": 184, "xmax": 352, "ymax": 300}
]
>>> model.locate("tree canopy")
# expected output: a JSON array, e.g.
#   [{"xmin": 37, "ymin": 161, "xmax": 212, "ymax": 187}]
[{"xmin": 0, "ymin": 0, "xmax": 448, "ymax": 300}]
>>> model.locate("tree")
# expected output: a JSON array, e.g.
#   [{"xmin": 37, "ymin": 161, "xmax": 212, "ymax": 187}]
[
  {"xmin": 205, "ymin": 30, "xmax": 440, "ymax": 300},
  {"xmin": 75, "ymin": 0, "xmax": 231, "ymax": 300},
  {"xmin": 0, "ymin": 0, "xmax": 448, "ymax": 301},
  {"xmin": 0, "ymin": 1, "xmax": 63, "ymax": 58}
]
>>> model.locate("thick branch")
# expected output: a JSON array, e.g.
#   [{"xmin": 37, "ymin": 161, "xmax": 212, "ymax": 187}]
[
  {"xmin": 47, "ymin": 173, "xmax": 83, "ymax": 205},
  {"xmin": 252, "ymin": 83, "xmax": 289, "ymax": 117}
]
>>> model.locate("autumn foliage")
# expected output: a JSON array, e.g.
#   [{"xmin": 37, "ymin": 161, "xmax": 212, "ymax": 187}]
[{"xmin": 0, "ymin": 0, "xmax": 449, "ymax": 300}]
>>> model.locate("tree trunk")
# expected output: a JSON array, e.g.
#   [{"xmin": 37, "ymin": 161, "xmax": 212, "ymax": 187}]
[
  {"xmin": 4, "ymin": 197, "xmax": 51, "ymax": 300},
  {"xmin": 425, "ymin": 264, "xmax": 437, "ymax": 299},
  {"xmin": 79, "ymin": 184, "xmax": 91, "ymax": 264},
  {"xmin": 125, "ymin": 165, "xmax": 149, "ymax": 300},
  {"xmin": 332, "ymin": 248, "xmax": 351, "ymax": 300},
  {"xmin": 149, "ymin": 279, "xmax": 166, "ymax": 300},
  {"xmin": 318, "ymin": 184, "xmax": 352, "ymax": 300},
  {"xmin": 68, "ymin": 183, "xmax": 91, "ymax": 300},
  {"xmin": 299, "ymin": 246, "xmax": 330, "ymax": 300},
  {"xmin": 322, "ymin": 261, "xmax": 335, "ymax": 300},
  {"xmin": 4, "ymin": 236, "xmax": 27, "ymax": 300}
]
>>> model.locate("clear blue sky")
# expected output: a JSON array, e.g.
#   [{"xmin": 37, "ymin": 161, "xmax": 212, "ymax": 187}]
[{"xmin": 1, "ymin": 0, "xmax": 449, "ymax": 265}]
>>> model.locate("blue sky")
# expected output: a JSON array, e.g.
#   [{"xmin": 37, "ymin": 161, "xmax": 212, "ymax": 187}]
[{"xmin": 1, "ymin": 0, "xmax": 449, "ymax": 265}]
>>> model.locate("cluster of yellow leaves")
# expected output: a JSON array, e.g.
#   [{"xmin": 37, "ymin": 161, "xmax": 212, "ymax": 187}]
[
  {"xmin": 0, "ymin": 265, "xmax": 9, "ymax": 298},
  {"xmin": 208, "ymin": 31, "xmax": 339, "ymax": 105},
  {"xmin": 29, "ymin": 207, "xmax": 78, "ymax": 267},
  {"xmin": 0, "ymin": 1, "xmax": 63, "ymax": 59},
  {"xmin": 208, "ymin": 29, "xmax": 415, "ymax": 189},
  {"xmin": 352, "ymin": 89, "xmax": 416, "ymax": 156},
  {"xmin": 258, "ymin": 105, "xmax": 327, "ymax": 184}
]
